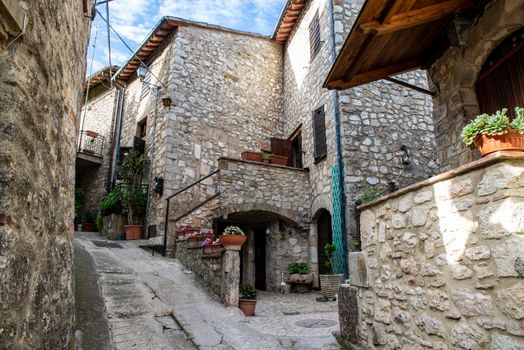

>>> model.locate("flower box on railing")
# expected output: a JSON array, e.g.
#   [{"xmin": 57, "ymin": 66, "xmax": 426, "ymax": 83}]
[{"xmin": 202, "ymin": 243, "xmax": 223, "ymax": 255}]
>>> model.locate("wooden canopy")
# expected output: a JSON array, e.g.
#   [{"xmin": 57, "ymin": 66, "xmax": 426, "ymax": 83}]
[{"xmin": 324, "ymin": 0, "xmax": 489, "ymax": 90}]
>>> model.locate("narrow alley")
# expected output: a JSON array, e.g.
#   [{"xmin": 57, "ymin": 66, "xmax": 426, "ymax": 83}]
[{"xmin": 74, "ymin": 232, "xmax": 341, "ymax": 350}]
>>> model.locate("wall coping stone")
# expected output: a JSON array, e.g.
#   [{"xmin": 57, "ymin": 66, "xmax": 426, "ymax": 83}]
[
  {"xmin": 218, "ymin": 157, "xmax": 310, "ymax": 173},
  {"xmin": 357, "ymin": 151, "xmax": 524, "ymax": 211}
]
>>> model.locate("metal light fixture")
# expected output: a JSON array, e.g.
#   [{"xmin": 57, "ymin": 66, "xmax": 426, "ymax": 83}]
[
  {"xmin": 400, "ymin": 145, "xmax": 411, "ymax": 165},
  {"xmin": 137, "ymin": 63, "xmax": 149, "ymax": 81},
  {"xmin": 448, "ymin": 15, "xmax": 473, "ymax": 48}
]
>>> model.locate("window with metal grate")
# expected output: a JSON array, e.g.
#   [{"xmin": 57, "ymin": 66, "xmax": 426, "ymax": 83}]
[
  {"xmin": 313, "ymin": 105, "xmax": 327, "ymax": 162},
  {"xmin": 309, "ymin": 11, "xmax": 321, "ymax": 61},
  {"xmin": 139, "ymin": 68, "xmax": 151, "ymax": 100}
]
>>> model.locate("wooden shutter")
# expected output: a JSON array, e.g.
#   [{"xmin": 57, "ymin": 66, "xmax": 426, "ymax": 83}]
[
  {"xmin": 309, "ymin": 11, "xmax": 321, "ymax": 61},
  {"xmin": 313, "ymin": 106, "xmax": 327, "ymax": 161},
  {"xmin": 270, "ymin": 138, "xmax": 293, "ymax": 166},
  {"xmin": 476, "ymin": 28, "xmax": 524, "ymax": 117}
]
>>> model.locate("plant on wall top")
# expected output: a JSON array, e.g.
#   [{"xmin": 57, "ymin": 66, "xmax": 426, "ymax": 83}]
[
  {"xmin": 118, "ymin": 150, "xmax": 149, "ymax": 225},
  {"xmin": 356, "ymin": 186, "xmax": 384, "ymax": 205},
  {"xmin": 462, "ymin": 107, "xmax": 524, "ymax": 148},
  {"xmin": 223, "ymin": 225, "xmax": 245, "ymax": 235},
  {"xmin": 288, "ymin": 262, "xmax": 309, "ymax": 274},
  {"xmin": 323, "ymin": 243, "xmax": 336, "ymax": 274}
]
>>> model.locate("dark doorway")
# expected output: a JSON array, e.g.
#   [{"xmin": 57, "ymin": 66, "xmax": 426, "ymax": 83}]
[
  {"xmin": 317, "ymin": 210, "xmax": 333, "ymax": 275},
  {"xmin": 254, "ymin": 227, "xmax": 266, "ymax": 290},
  {"xmin": 290, "ymin": 130, "xmax": 303, "ymax": 168}
]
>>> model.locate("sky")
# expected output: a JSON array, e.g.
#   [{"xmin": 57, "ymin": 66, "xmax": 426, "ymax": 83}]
[{"xmin": 86, "ymin": 0, "xmax": 287, "ymax": 76}]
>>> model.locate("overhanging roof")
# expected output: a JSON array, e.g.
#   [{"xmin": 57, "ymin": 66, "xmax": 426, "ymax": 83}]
[
  {"xmin": 324, "ymin": 0, "xmax": 489, "ymax": 90},
  {"xmin": 273, "ymin": 0, "xmax": 307, "ymax": 45},
  {"xmin": 85, "ymin": 65, "xmax": 119, "ymax": 91}
]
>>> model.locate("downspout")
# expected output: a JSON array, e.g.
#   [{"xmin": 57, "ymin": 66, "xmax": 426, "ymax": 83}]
[
  {"xmin": 106, "ymin": 88, "xmax": 120, "ymax": 190},
  {"xmin": 111, "ymin": 80, "xmax": 126, "ymax": 186},
  {"xmin": 145, "ymin": 87, "xmax": 160, "ymax": 233},
  {"xmin": 328, "ymin": 0, "xmax": 349, "ymax": 278}
]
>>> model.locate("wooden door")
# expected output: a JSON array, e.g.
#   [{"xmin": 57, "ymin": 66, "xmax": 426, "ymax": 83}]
[
  {"xmin": 254, "ymin": 227, "xmax": 266, "ymax": 290},
  {"xmin": 271, "ymin": 138, "xmax": 293, "ymax": 167},
  {"xmin": 476, "ymin": 28, "xmax": 524, "ymax": 117},
  {"xmin": 317, "ymin": 210, "xmax": 333, "ymax": 275}
]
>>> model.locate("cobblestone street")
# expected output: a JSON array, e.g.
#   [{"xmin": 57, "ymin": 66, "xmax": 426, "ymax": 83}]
[{"xmin": 74, "ymin": 232, "xmax": 341, "ymax": 350}]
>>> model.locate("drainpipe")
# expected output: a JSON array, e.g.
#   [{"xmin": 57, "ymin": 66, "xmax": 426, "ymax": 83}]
[
  {"xmin": 145, "ymin": 87, "xmax": 160, "ymax": 232},
  {"xmin": 111, "ymin": 80, "xmax": 126, "ymax": 186},
  {"xmin": 328, "ymin": 0, "xmax": 349, "ymax": 278}
]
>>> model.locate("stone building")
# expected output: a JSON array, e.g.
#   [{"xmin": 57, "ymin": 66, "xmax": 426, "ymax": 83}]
[
  {"xmin": 0, "ymin": 0, "xmax": 91, "ymax": 348},
  {"xmin": 103, "ymin": 0, "xmax": 437, "ymax": 293},
  {"xmin": 76, "ymin": 65, "xmax": 118, "ymax": 215},
  {"xmin": 326, "ymin": 0, "xmax": 524, "ymax": 348}
]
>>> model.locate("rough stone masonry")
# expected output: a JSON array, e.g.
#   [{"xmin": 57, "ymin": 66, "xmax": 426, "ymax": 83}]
[{"xmin": 0, "ymin": 1, "xmax": 91, "ymax": 348}]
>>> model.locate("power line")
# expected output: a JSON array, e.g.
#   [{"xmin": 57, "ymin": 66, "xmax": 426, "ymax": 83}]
[{"xmin": 95, "ymin": 9, "xmax": 169, "ymax": 90}]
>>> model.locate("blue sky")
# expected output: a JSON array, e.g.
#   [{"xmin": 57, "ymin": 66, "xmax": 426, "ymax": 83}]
[{"xmin": 87, "ymin": 0, "xmax": 287, "ymax": 75}]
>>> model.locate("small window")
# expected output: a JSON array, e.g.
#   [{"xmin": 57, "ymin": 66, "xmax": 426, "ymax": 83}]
[
  {"xmin": 309, "ymin": 11, "xmax": 321, "ymax": 61},
  {"xmin": 140, "ymin": 68, "xmax": 151, "ymax": 100},
  {"xmin": 312, "ymin": 106, "xmax": 327, "ymax": 162},
  {"xmin": 137, "ymin": 117, "xmax": 147, "ymax": 139}
]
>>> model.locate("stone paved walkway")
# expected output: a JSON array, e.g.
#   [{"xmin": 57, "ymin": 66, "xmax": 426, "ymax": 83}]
[{"xmin": 75, "ymin": 232, "xmax": 341, "ymax": 350}]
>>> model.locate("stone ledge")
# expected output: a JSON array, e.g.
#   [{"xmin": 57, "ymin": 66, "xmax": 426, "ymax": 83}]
[
  {"xmin": 218, "ymin": 157, "xmax": 309, "ymax": 172},
  {"xmin": 357, "ymin": 151, "xmax": 524, "ymax": 211}
]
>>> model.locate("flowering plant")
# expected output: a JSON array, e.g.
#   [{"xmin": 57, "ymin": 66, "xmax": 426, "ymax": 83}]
[
  {"xmin": 202, "ymin": 237, "xmax": 213, "ymax": 247},
  {"xmin": 223, "ymin": 225, "xmax": 244, "ymax": 236}
]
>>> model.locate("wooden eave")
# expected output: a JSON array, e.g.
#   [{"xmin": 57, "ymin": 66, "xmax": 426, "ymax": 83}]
[
  {"xmin": 324, "ymin": 0, "xmax": 490, "ymax": 90},
  {"xmin": 273, "ymin": 0, "xmax": 307, "ymax": 45},
  {"xmin": 84, "ymin": 65, "xmax": 119, "ymax": 91}
]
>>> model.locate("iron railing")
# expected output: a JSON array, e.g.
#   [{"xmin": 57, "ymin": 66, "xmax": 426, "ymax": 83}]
[
  {"xmin": 162, "ymin": 169, "xmax": 220, "ymax": 256},
  {"xmin": 78, "ymin": 130, "xmax": 105, "ymax": 157}
]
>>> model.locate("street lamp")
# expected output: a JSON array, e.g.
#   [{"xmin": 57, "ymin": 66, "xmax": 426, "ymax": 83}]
[{"xmin": 137, "ymin": 63, "xmax": 149, "ymax": 82}]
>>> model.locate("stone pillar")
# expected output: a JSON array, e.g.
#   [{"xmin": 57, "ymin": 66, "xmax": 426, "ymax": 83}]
[
  {"xmin": 338, "ymin": 285, "xmax": 361, "ymax": 345},
  {"xmin": 221, "ymin": 249, "xmax": 240, "ymax": 307}
]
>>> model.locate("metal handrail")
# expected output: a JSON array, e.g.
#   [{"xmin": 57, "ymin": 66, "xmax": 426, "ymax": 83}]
[{"xmin": 162, "ymin": 169, "xmax": 220, "ymax": 256}]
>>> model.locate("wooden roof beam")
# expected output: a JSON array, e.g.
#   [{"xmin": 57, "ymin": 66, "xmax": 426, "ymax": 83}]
[{"xmin": 360, "ymin": 0, "xmax": 473, "ymax": 36}]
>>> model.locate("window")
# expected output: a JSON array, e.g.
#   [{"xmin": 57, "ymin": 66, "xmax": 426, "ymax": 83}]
[
  {"xmin": 139, "ymin": 68, "xmax": 151, "ymax": 100},
  {"xmin": 309, "ymin": 11, "xmax": 321, "ymax": 61},
  {"xmin": 137, "ymin": 117, "xmax": 147, "ymax": 139},
  {"xmin": 312, "ymin": 106, "xmax": 327, "ymax": 162}
]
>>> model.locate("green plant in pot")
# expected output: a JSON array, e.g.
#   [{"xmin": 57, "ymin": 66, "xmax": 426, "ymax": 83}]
[
  {"xmin": 101, "ymin": 187, "xmax": 124, "ymax": 216},
  {"xmin": 83, "ymin": 211, "xmax": 97, "ymax": 232},
  {"xmin": 319, "ymin": 243, "xmax": 344, "ymax": 300},
  {"xmin": 287, "ymin": 262, "xmax": 313, "ymax": 293},
  {"xmin": 74, "ymin": 188, "xmax": 85, "ymax": 230},
  {"xmin": 461, "ymin": 107, "xmax": 524, "ymax": 156},
  {"xmin": 118, "ymin": 150, "xmax": 149, "ymax": 240},
  {"xmin": 239, "ymin": 284, "xmax": 257, "ymax": 316},
  {"xmin": 219, "ymin": 225, "xmax": 246, "ymax": 251}
]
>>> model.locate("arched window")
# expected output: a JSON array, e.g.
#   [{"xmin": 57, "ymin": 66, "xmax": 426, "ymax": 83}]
[{"xmin": 476, "ymin": 27, "xmax": 524, "ymax": 117}]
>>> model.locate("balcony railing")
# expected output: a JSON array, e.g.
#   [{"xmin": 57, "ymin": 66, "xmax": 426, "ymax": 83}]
[{"xmin": 78, "ymin": 130, "xmax": 105, "ymax": 158}]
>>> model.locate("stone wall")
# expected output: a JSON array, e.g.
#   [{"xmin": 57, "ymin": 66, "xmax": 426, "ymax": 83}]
[
  {"xmin": 0, "ymin": 0, "xmax": 91, "ymax": 348},
  {"xmin": 429, "ymin": 0, "xmax": 524, "ymax": 171},
  {"xmin": 334, "ymin": 1, "xmax": 439, "ymax": 251},
  {"xmin": 340, "ymin": 153, "xmax": 524, "ymax": 349}
]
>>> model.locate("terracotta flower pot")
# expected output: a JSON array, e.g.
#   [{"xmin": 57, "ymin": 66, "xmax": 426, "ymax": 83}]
[
  {"xmin": 219, "ymin": 234, "xmax": 246, "ymax": 251},
  {"xmin": 475, "ymin": 130, "xmax": 524, "ymax": 156},
  {"xmin": 319, "ymin": 274, "xmax": 344, "ymax": 300},
  {"xmin": 124, "ymin": 225, "xmax": 141, "ymax": 240},
  {"xmin": 270, "ymin": 154, "xmax": 288, "ymax": 166},
  {"xmin": 239, "ymin": 299, "xmax": 256, "ymax": 316},
  {"xmin": 83, "ymin": 222, "xmax": 96, "ymax": 232},
  {"xmin": 241, "ymin": 151, "xmax": 263, "ymax": 162}
]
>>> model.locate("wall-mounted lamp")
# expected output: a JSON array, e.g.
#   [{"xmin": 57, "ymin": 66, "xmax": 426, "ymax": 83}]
[
  {"xmin": 265, "ymin": 227, "xmax": 271, "ymax": 236},
  {"xmin": 162, "ymin": 96, "xmax": 173, "ymax": 108},
  {"xmin": 447, "ymin": 15, "xmax": 473, "ymax": 48},
  {"xmin": 154, "ymin": 176, "xmax": 164, "ymax": 196},
  {"xmin": 400, "ymin": 145, "xmax": 411, "ymax": 165},
  {"xmin": 137, "ymin": 63, "xmax": 149, "ymax": 81}
]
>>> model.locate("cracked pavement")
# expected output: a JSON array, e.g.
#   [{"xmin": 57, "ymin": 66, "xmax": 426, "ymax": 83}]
[{"xmin": 74, "ymin": 232, "xmax": 341, "ymax": 350}]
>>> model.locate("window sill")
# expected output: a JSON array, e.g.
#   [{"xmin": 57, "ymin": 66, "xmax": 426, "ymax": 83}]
[{"xmin": 314, "ymin": 154, "xmax": 327, "ymax": 165}]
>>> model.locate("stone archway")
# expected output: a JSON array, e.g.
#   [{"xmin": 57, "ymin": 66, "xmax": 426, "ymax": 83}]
[{"xmin": 310, "ymin": 197, "xmax": 333, "ymax": 288}]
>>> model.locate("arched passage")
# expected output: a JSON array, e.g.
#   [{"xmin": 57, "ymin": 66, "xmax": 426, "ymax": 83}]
[
  {"xmin": 212, "ymin": 209, "xmax": 308, "ymax": 292},
  {"xmin": 315, "ymin": 209, "xmax": 333, "ymax": 275}
]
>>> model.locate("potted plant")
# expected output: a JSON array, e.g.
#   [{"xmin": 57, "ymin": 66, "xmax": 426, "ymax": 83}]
[
  {"xmin": 239, "ymin": 284, "xmax": 257, "ymax": 316},
  {"xmin": 462, "ymin": 107, "xmax": 524, "ymax": 156},
  {"xmin": 118, "ymin": 150, "xmax": 148, "ymax": 240},
  {"xmin": 219, "ymin": 225, "xmax": 246, "ymax": 250},
  {"xmin": 287, "ymin": 262, "xmax": 313, "ymax": 293},
  {"xmin": 270, "ymin": 154, "xmax": 288, "ymax": 166},
  {"xmin": 74, "ymin": 188, "xmax": 85, "ymax": 230},
  {"xmin": 319, "ymin": 243, "xmax": 344, "ymax": 300},
  {"xmin": 241, "ymin": 151, "xmax": 263, "ymax": 162},
  {"xmin": 261, "ymin": 151, "xmax": 272, "ymax": 163},
  {"xmin": 83, "ymin": 211, "xmax": 97, "ymax": 232},
  {"xmin": 202, "ymin": 237, "xmax": 223, "ymax": 255}
]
